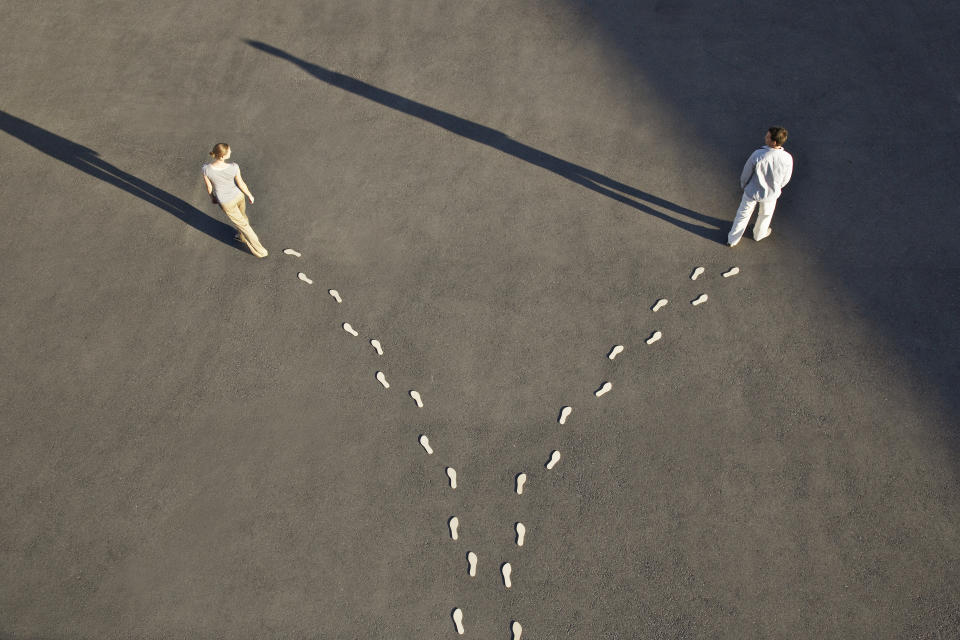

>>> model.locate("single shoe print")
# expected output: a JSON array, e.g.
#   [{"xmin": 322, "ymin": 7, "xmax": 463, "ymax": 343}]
[
  {"xmin": 419, "ymin": 434, "xmax": 433, "ymax": 455},
  {"xmin": 546, "ymin": 450, "xmax": 561, "ymax": 470}
]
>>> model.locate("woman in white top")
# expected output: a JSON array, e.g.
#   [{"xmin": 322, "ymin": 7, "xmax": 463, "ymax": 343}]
[{"xmin": 202, "ymin": 143, "xmax": 268, "ymax": 258}]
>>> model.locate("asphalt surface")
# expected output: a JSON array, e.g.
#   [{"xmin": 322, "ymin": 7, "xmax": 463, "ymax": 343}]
[{"xmin": 1, "ymin": 1, "xmax": 959, "ymax": 638}]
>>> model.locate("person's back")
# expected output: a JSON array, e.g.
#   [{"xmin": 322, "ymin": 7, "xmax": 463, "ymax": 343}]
[
  {"xmin": 202, "ymin": 162, "xmax": 243, "ymax": 204},
  {"xmin": 742, "ymin": 145, "xmax": 793, "ymax": 203}
]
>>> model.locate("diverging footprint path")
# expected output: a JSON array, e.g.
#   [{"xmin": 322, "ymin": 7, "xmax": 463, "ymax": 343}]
[{"xmin": 281, "ymin": 248, "xmax": 741, "ymax": 637}]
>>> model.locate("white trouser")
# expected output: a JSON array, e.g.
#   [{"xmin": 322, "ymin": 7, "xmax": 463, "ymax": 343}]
[{"xmin": 728, "ymin": 194, "xmax": 777, "ymax": 245}]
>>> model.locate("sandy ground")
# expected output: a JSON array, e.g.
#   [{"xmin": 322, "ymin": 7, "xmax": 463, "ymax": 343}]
[{"xmin": 2, "ymin": 1, "xmax": 959, "ymax": 638}]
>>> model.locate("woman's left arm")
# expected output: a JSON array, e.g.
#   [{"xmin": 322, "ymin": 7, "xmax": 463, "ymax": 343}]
[{"xmin": 202, "ymin": 174, "xmax": 218, "ymax": 203}]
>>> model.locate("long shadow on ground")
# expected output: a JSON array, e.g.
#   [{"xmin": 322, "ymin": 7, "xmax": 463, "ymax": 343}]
[
  {"xmin": 0, "ymin": 109, "xmax": 240, "ymax": 251},
  {"xmin": 245, "ymin": 39, "xmax": 726, "ymax": 243}
]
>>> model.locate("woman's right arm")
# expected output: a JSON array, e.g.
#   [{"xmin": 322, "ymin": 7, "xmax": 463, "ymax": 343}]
[{"xmin": 234, "ymin": 168, "xmax": 255, "ymax": 204}]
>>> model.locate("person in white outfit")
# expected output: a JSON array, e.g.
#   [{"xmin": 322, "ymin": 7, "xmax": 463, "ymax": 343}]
[{"xmin": 728, "ymin": 127, "xmax": 793, "ymax": 247}]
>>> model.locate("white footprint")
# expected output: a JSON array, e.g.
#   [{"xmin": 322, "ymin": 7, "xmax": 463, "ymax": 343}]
[
  {"xmin": 608, "ymin": 344, "xmax": 625, "ymax": 360},
  {"xmin": 467, "ymin": 551, "xmax": 477, "ymax": 577},
  {"xmin": 446, "ymin": 467, "xmax": 457, "ymax": 489},
  {"xmin": 452, "ymin": 608, "xmax": 464, "ymax": 635},
  {"xmin": 515, "ymin": 522, "xmax": 526, "ymax": 546},
  {"xmin": 283, "ymin": 248, "xmax": 301, "ymax": 257},
  {"xmin": 328, "ymin": 289, "xmax": 342, "ymax": 303},
  {"xmin": 595, "ymin": 381, "xmax": 613, "ymax": 397},
  {"xmin": 502, "ymin": 562, "xmax": 513, "ymax": 588},
  {"xmin": 297, "ymin": 272, "xmax": 313, "ymax": 285},
  {"xmin": 449, "ymin": 516, "xmax": 460, "ymax": 540},
  {"xmin": 723, "ymin": 267, "xmax": 740, "ymax": 278},
  {"xmin": 419, "ymin": 434, "xmax": 433, "ymax": 455},
  {"xmin": 546, "ymin": 450, "xmax": 561, "ymax": 470},
  {"xmin": 691, "ymin": 293, "xmax": 709, "ymax": 306},
  {"xmin": 646, "ymin": 330, "xmax": 662, "ymax": 345},
  {"xmin": 652, "ymin": 298, "xmax": 669, "ymax": 312},
  {"xmin": 376, "ymin": 371, "xmax": 390, "ymax": 388},
  {"xmin": 691, "ymin": 266, "xmax": 705, "ymax": 280},
  {"xmin": 343, "ymin": 322, "xmax": 359, "ymax": 336},
  {"xmin": 512, "ymin": 621, "xmax": 523, "ymax": 640},
  {"xmin": 410, "ymin": 390, "xmax": 424, "ymax": 408},
  {"xmin": 516, "ymin": 473, "xmax": 527, "ymax": 495},
  {"xmin": 558, "ymin": 406, "xmax": 572, "ymax": 424},
  {"xmin": 370, "ymin": 339, "xmax": 383, "ymax": 355}
]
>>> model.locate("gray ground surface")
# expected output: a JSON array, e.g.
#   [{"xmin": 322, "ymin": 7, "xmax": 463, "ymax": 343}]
[{"xmin": 2, "ymin": 1, "xmax": 959, "ymax": 638}]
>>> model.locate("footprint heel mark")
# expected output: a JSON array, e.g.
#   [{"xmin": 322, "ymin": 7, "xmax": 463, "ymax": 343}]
[
  {"xmin": 595, "ymin": 381, "xmax": 613, "ymax": 397},
  {"xmin": 691, "ymin": 266, "xmax": 705, "ymax": 280},
  {"xmin": 501, "ymin": 562, "xmax": 513, "ymax": 588},
  {"xmin": 449, "ymin": 516, "xmax": 460, "ymax": 540},
  {"xmin": 410, "ymin": 390, "xmax": 424, "ymax": 408},
  {"xmin": 652, "ymin": 298, "xmax": 669, "ymax": 312},
  {"xmin": 467, "ymin": 551, "xmax": 477, "ymax": 577},
  {"xmin": 376, "ymin": 371, "xmax": 390, "ymax": 388},
  {"xmin": 608, "ymin": 344, "xmax": 624, "ymax": 360},
  {"xmin": 419, "ymin": 434, "xmax": 434, "ymax": 455},
  {"xmin": 446, "ymin": 467, "xmax": 457, "ymax": 489},
  {"xmin": 370, "ymin": 339, "xmax": 383, "ymax": 355},
  {"xmin": 328, "ymin": 289, "xmax": 342, "ymax": 303},
  {"xmin": 691, "ymin": 294, "xmax": 708, "ymax": 306},
  {"xmin": 452, "ymin": 608, "xmax": 464, "ymax": 635},
  {"xmin": 515, "ymin": 472, "xmax": 527, "ymax": 495},
  {"xmin": 646, "ymin": 330, "xmax": 662, "ymax": 345},
  {"xmin": 282, "ymin": 248, "xmax": 301, "ymax": 257},
  {"xmin": 515, "ymin": 522, "xmax": 526, "ymax": 546},
  {"xmin": 722, "ymin": 266, "xmax": 740, "ymax": 278},
  {"xmin": 297, "ymin": 272, "xmax": 313, "ymax": 285},
  {"xmin": 512, "ymin": 621, "xmax": 523, "ymax": 640},
  {"xmin": 546, "ymin": 450, "xmax": 561, "ymax": 470},
  {"xmin": 558, "ymin": 406, "xmax": 572, "ymax": 424}
]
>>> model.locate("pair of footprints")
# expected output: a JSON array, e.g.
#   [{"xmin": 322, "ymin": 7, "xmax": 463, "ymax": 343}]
[
  {"xmin": 448, "ymin": 519, "xmax": 526, "ymax": 549},
  {"xmin": 462, "ymin": 552, "xmax": 519, "ymax": 588},
  {"xmin": 451, "ymin": 609, "xmax": 523, "ymax": 638},
  {"xmin": 691, "ymin": 265, "xmax": 739, "ymax": 281}
]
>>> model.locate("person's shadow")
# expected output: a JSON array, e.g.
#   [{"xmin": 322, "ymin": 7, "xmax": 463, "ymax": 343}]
[
  {"xmin": 245, "ymin": 40, "xmax": 727, "ymax": 242},
  {"xmin": 0, "ymin": 109, "xmax": 241, "ymax": 251}
]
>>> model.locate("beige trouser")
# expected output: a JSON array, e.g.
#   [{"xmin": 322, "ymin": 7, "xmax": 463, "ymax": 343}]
[{"xmin": 220, "ymin": 195, "xmax": 268, "ymax": 258}]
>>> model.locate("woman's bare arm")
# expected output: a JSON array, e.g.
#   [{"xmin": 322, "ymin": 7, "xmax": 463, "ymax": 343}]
[
  {"xmin": 202, "ymin": 174, "xmax": 218, "ymax": 203},
  {"xmin": 235, "ymin": 169, "xmax": 255, "ymax": 203}
]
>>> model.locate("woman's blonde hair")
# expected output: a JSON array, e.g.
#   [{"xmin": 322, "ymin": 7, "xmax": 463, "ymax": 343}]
[{"xmin": 209, "ymin": 143, "xmax": 230, "ymax": 160}]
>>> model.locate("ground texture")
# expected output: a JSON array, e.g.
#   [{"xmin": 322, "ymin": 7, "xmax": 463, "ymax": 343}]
[{"xmin": 2, "ymin": 1, "xmax": 959, "ymax": 638}]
